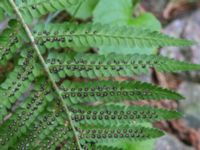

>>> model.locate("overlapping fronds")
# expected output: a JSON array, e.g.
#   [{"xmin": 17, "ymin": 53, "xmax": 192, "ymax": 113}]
[
  {"xmin": 34, "ymin": 23, "xmax": 194, "ymax": 49},
  {"xmin": 0, "ymin": 20, "xmax": 22, "ymax": 65},
  {"xmin": 12, "ymin": 109, "xmax": 76, "ymax": 150},
  {"xmin": 0, "ymin": 79, "xmax": 54, "ymax": 149},
  {"xmin": 0, "ymin": 49, "xmax": 42, "ymax": 121},
  {"xmin": 0, "ymin": 0, "xmax": 199, "ymax": 149},
  {"xmin": 0, "ymin": 50, "xmax": 36, "ymax": 103}
]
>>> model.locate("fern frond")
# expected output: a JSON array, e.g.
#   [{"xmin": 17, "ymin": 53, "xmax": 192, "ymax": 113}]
[
  {"xmin": 71, "ymin": 104, "xmax": 182, "ymax": 125},
  {"xmin": 2, "ymin": 0, "xmax": 197, "ymax": 149},
  {"xmin": 0, "ymin": 80, "xmax": 53, "ymax": 149},
  {"xmin": 0, "ymin": 50, "xmax": 39, "ymax": 112},
  {"xmin": 0, "ymin": 105, "xmax": 7, "ymax": 121},
  {"xmin": 0, "ymin": 0, "xmax": 13, "ymax": 17},
  {"xmin": 0, "ymin": 20, "xmax": 22, "ymax": 65},
  {"xmin": 16, "ymin": 0, "xmax": 82, "ymax": 22},
  {"xmin": 35, "ymin": 125, "xmax": 75, "ymax": 150},
  {"xmin": 0, "ymin": 78, "xmax": 76, "ymax": 150},
  {"xmin": 60, "ymin": 80, "xmax": 183, "ymax": 105},
  {"xmin": 13, "ymin": 108, "xmax": 77, "ymax": 150},
  {"xmin": 34, "ymin": 23, "xmax": 194, "ymax": 49},
  {"xmin": 13, "ymin": 111, "xmax": 59, "ymax": 150},
  {"xmin": 79, "ymin": 125, "xmax": 164, "ymax": 144},
  {"xmin": 47, "ymin": 52, "xmax": 200, "ymax": 80}
]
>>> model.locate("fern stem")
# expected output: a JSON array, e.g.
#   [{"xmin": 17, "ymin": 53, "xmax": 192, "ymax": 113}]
[{"xmin": 8, "ymin": 0, "xmax": 82, "ymax": 149}]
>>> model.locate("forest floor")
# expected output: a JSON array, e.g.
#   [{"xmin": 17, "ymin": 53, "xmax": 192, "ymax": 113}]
[{"xmin": 141, "ymin": 0, "xmax": 200, "ymax": 150}]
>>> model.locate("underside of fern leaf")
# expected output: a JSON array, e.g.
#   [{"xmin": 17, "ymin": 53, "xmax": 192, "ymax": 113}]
[
  {"xmin": 16, "ymin": 0, "xmax": 83, "ymax": 22},
  {"xmin": 34, "ymin": 23, "xmax": 194, "ymax": 49},
  {"xmin": 0, "ymin": 20, "xmax": 22, "ymax": 65},
  {"xmin": 0, "ymin": 0, "xmax": 199, "ymax": 150},
  {"xmin": 71, "ymin": 104, "xmax": 182, "ymax": 124},
  {"xmin": 47, "ymin": 52, "xmax": 200, "ymax": 80},
  {"xmin": 79, "ymin": 125, "xmax": 164, "ymax": 144},
  {"xmin": 60, "ymin": 80, "xmax": 183, "ymax": 106}
]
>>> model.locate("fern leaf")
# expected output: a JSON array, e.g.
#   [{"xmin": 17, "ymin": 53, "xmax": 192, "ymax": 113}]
[
  {"xmin": 71, "ymin": 104, "xmax": 182, "ymax": 125},
  {"xmin": 60, "ymin": 80, "xmax": 183, "ymax": 105},
  {"xmin": 34, "ymin": 23, "xmax": 194, "ymax": 49},
  {"xmin": 16, "ymin": 0, "xmax": 82, "ymax": 22},
  {"xmin": 47, "ymin": 52, "xmax": 200, "ymax": 80},
  {"xmin": 13, "ymin": 111, "xmax": 59, "ymax": 150},
  {"xmin": 3, "ymin": 1, "xmax": 196, "ymax": 149},
  {"xmin": 0, "ymin": 80, "xmax": 53, "ymax": 149},
  {"xmin": 79, "ymin": 125, "xmax": 164, "ymax": 144},
  {"xmin": 0, "ymin": 105, "xmax": 7, "ymax": 121},
  {"xmin": 13, "ymin": 109, "xmax": 77, "ymax": 150},
  {"xmin": 35, "ymin": 125, "xmax": 75, "ymax": 150},
  {"xmin": 0, "ymin": 78, "xmax": 77, "ymax": 149},
  {"xmin": 0, "ymin": 0, "xmax": 13, "ymax": 17},
  {"xmin": 0, "ymin": 20, "xmax": 22, "ymax": 66},
  {"xmin": 0, "ymin": 50, "xmax": 40, "ymax": 114}
]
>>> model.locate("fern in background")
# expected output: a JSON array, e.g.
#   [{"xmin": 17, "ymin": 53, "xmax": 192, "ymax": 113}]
[{"xmin": 0, "ymin": 0, "xmax": 199, "ymax": 150}]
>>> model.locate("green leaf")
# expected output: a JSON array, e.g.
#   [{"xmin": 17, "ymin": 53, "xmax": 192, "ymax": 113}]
[
  {"xmin": 0, "ymin": 0, "xmax": 13, "ymax": 16},
  {"xmin": 0, "ymin": 49, "xmax": 40, "ymax": 113},
  {"xmin": 34, "ymin": 125, "xmax": 74, "ymax": 150},
  {"xmin": 0, "ymin": 1, "xmax": 195, "ymax": 149},
  {"xmin": 60, "ymin": 80, "xmax": 183, "ymax": 105},
  {"xmin": 0, "ymin": 8, "xmax": 4, "ymax": 21},
  {"xmin": 71, "ymin": 104, "xmax": 182, "ymax": 125},
  {"xmin": 132, "ymin": 0, "xmax": 141, "ymax": 7},
  {"xmin": 95, "ymin": 139, "xmax": 155, "ymax": 150},
  {"xmin": 0, "ymin": 80, "xmax": 55, "ymax": 149},
  {"xmin": 67, "ymin": 0, "xmax": 99, "ymax": 19},
  {"xmin": 11, "ymin": 111, "xmax": 74, "ymax": 150},
  {"xmin": 16, "ymin": 0, "xmax": 83, "ymax": 22},
  {"xmin": 130, "ymin": 13, "xmax": 161, "ymax": 31},
  {"xmin": 93, "ymin": 0, "xmax": 161, "ymax": 55},
  {"xmin": 0, "ymin": 104, "xmax": 7, "ymax": 121},
  {"xmin": 34, "ymin": 23, "xmax": 194, "ymax": 51},
  {"xmin": 95, "ymin": 123, "xmax": 155, "ymax": 150},
  {"xmin": 47, "ymin": 52, "xmax": 200, "ymax": 80},
  {"xmin": 79, "ymin": 124, "xmax": 164, "ymax": 143},
  {"xmin": 93, "ymin": 0, "xmax": 133, "ymax": 26},
  {"xmin": 0, "ymin": 20, "xmax": 22, "ymax": 66}
]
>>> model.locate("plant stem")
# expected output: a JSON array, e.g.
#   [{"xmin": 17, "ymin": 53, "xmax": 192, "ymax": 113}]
[{"xmin": 8, "ymin": 0, "xmax": 82, "ymax": 149}]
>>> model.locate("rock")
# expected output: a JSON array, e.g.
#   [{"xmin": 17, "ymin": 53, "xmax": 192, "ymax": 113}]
[
  {"xmin": 155, "ymin": 134, "xmax": 195, "ymax": 150},
  {"xmin": 135, "ymin": 72, "xmax": 152, "ymax": 83},
  {"xmin": 160, "ymin": 9, "xmax": 200, "ymax": 80},
  {"xmin": 178, "ymin": 81, "xmax": 200, "ymax": 129},
  {"xmin": 141, "ymin": 0, "xmax": 168, "ymax": 13},
  {"xmin": 161, "ymin": 10, "xmax": 200, "ymax": 63},
  {"xmin": 183, "ymin": 10, "xmax": 200, "ymax": 64}
]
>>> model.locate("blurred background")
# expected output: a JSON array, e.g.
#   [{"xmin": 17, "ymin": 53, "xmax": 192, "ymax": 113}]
[{"xmin": 141, "ymin": 0, "xmax": 200, "ymax": 150}]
